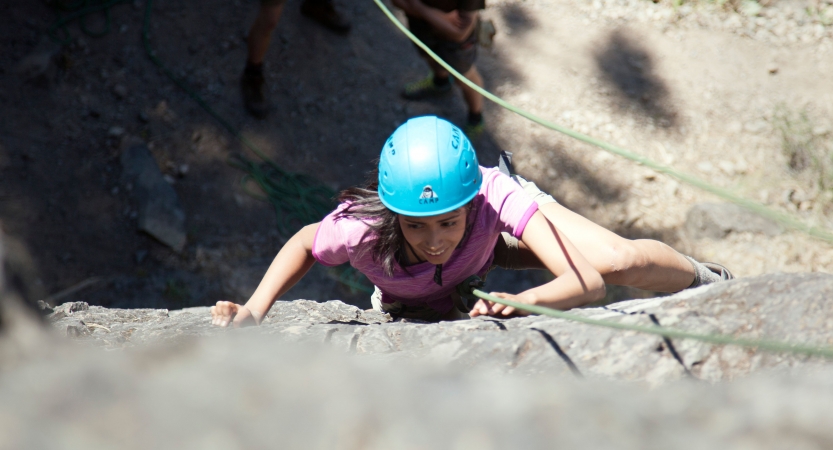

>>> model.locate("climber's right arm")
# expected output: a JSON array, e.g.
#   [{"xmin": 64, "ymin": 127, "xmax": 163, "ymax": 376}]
[{"xmin": 211, "ymin": 223, "xmax": 319, "ymax": 327}]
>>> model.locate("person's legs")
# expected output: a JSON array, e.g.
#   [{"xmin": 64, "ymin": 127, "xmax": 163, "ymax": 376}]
[
  {"xmin": 401, "ymin": 55, "xmax": 454, "ymax": 100},
  {"xmin": 418, "ymin": 45, "xmax": 483, "ymax": 134},
  {"xmin": 459, "ymin": 66, "xmax": 483, "ymax": 116},
  {"xmin": 521, "ymin": 202, "xmax": 697, "ymax": 292},
  {"xmin": 241, "ymin": 2, "xmax": 285, "ymax": 119},
  {"xmin": 459, "ymin": 65, "xmax": 484, "ymax": 134},
  {"xmin": 247, "ymin": 3, "xmax": 285, "ymax": 66},
  {"xmin": 494, "ymin": 174, "xmax": 730, "ymax": 291}
]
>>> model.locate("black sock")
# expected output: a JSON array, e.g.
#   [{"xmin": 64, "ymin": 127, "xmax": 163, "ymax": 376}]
[
  {"xmin": 433, "ymin": 74, "xmax": 450, "ymax": 87},
  {"xmin": 467, "ymin": 111, "xmax": 483, "ymax": 125},
  {"xmin": 244, "ymin": 62, "xmax": 264, "ymax": 77}
]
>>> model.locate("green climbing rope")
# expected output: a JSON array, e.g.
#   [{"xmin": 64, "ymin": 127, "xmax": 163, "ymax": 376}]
[
  {"xmin": 469, "ymin": 287, "xmax": 833, "ymax": 359},
  {"xmin": 373, "ymin": 0, "xmax": 833, "ymax": 244}
]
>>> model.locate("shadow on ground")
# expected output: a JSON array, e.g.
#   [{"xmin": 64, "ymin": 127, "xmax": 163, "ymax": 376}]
[
  {"xmin": 594, "ymin": 28, "xmax": 678, "ymax": 129},
  {"xmin": 497, "ymin": 3, "xmax": 537, "ymax": 38}
]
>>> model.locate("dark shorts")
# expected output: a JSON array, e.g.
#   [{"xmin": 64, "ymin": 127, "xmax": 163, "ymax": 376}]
[{"xmin": 411, "ymin": 25, "xmax": 479, "ymax": 74}]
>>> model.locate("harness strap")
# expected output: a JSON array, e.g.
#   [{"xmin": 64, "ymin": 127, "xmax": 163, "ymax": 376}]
[{"xmin": 498, "ymin": 150, "xmax": 514, "ymax": 177}]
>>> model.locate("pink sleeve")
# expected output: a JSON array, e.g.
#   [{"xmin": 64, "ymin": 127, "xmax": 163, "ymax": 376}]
[
  {"xmin": 481, "ymin": 168, "xmax": 539, "ymax": 238},
  {"xmin": 311, "ymin": 209, "xmax": 351, "ymax": 267}
]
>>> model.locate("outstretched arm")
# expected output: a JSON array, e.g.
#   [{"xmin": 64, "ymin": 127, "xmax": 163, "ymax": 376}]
[
  {"xmin": 471, "ymin": 212, "xmax": 606, "ymax": 317},
  {"xmin": 211, "ymin": 223, "xmax": 319, "ymax": 327}
]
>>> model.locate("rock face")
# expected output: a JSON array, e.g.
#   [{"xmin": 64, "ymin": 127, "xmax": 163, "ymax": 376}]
[
  {"xmin": 685, "ymin": 202, "xmax": 783, "ymax": 239},
  {"xmin": 48, "ymin": 273, "xmax": 833, "ymax": 383},
  {"xmin": 120, "ymin": 142, "xmax": 187, "ymax": 252},
  {"xmin": 2, "ymin": 273, "xmax": 833, "ymax": 448}
]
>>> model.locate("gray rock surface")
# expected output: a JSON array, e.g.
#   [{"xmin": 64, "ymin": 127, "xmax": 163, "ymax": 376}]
[
  {"xmin": 685, "ymin": 202, "xmax": 784, "ymax": 239},
  {"xmin": 2, "ymin": 273, "xmax": 833, "ymax": 448},
  {"xmin": 120, "ymin": 141, "xmax": 187, "ymax": 251},
  {"xmin": 48, "ymin": 273, "xmax": 833, "ymax": 383}
]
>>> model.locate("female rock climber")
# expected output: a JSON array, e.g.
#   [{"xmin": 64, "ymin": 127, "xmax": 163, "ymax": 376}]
[{"xmin": 211, "ymin": 116, "xmax": 731, "ymax": 326}]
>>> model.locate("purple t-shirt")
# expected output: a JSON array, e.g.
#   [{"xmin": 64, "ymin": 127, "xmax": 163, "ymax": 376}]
[{"xmin": 312, "ymin": 167, "xmax": 538, "ymax": 314}]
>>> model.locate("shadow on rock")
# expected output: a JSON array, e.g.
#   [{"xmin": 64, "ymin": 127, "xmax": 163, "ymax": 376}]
[{"xmin": 594, "ymin": 29, "xmax": 678, "ymax": 128}]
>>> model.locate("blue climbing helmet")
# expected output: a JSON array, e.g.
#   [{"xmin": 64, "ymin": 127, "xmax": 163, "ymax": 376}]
[{"xmin": 378, "ymin": 116, "xmax": 482, "ymax": 216}]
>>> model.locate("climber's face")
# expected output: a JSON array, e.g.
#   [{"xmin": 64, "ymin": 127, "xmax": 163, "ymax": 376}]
[{"xmin": 399, "ymin": 207, "xmax": 468, "ymax": 265}]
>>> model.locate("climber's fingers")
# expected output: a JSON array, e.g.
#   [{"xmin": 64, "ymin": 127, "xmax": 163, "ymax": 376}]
[{"xmin": 210, "ymin": 301, "xmax": 240, "ymax": 327}]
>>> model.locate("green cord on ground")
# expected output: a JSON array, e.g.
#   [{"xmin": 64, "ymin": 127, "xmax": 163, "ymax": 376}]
[
  {"xmin": 373, "ymin": 0, "xmax": 833, "ymax": 244},
  {"xmin": 471, "ymin": 288, "xmax": 833, "ymax": 359}
]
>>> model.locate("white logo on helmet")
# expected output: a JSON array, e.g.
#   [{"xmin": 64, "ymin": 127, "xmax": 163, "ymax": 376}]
[{"xmin": 418, "ymin": 185, "xmax": 439, "ymax": 204}]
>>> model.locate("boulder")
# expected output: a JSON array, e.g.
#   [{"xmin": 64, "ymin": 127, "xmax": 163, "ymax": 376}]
[
  {"xmin": 120, "ymin": 141, "xmax": 186, "ymax": 251},
  {"xmin": 685, "ymin": 202, "xmax": 783, "ymax": 239}
]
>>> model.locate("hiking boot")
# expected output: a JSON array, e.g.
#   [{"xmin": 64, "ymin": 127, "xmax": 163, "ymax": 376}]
[
  {"xmin": 703, "ymin": 262, "xmax": 734, "ymax": 281},
  {"xmin": 240, "ymin": 70, "xmax": 269, "ymax": 119},
  {"xmin": 401, "ymin": 74, "xmax": 453, "ymax": 100},
  {"xmin": 300, "ymin": 0, "xmax": 351, "ymax": 34},
  {"xmin": 463, "ymin": 118, "xmax": 485, "ymax": 139}
]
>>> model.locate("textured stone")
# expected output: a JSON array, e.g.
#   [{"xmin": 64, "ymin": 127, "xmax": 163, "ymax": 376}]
[
  {"xmin": 47, "ymin": 273, "xmax": 833, "ymax": 382},
  {"xmin": 2, "ymin": 323, "xmax": 833, "ymax": 449}
]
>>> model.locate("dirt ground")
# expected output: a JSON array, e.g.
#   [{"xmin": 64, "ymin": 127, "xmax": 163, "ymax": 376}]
[{"xmin": 1, "ymin": 0, "xmax": 832, "ymax": 309}]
